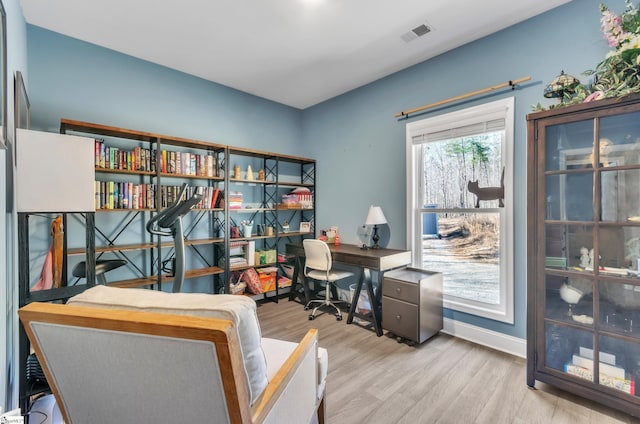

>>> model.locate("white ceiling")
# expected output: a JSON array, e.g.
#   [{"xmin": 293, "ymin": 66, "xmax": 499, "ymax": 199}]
[{"xmin": 20, "ymin": 0, "xmax": 571, "ymax": 109}]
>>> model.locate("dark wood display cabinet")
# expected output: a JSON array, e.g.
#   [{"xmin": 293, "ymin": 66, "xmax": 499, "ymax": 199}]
[{"xmin": 527, "ymin": 94, "xmax": 640, "ymax": 416}]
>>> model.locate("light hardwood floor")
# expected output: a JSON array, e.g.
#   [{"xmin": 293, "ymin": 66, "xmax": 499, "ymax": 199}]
[{"xmin": 256, "ymin": 299, "xmax": 640, "ymax": 424}]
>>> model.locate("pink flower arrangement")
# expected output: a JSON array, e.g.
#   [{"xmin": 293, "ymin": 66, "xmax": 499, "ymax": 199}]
[
  {"xmin": 599, "ymin": 1, "xmax": 640, "ymax": 54},
  {"xmin": 584, "ymin": 90, "xmax": 606, "ymax": 102},
  {"xmin": 601, "ymin": 9, "xmax": 625, "ymax": 47}
]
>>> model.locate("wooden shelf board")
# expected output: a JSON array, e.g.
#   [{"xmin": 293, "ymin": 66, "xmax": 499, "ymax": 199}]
[
  {"xmin": 95, "ymin": 167, "xmax": 156, "ymax": 176},
  {"xmin": 61, "ymin": 118, "xmax": 226, "ymax": 151},
  {"xmin": 170, "ymin": 267, "xmax": 225, "ymax": 280},
  {"xmin": 270, "ymin": 182, "xmax": 315, "ymax": 188},
  {"xmin": 108, "ymin": 276, "xmax": 158, "ymax": 289},
  {"xmin": 68, "ymin": 242, "xmax": 157, "ymax": 255},
  {"xmin": 230, "ymin": 178, "xmax": 271, "ymax": 184},
  {"xmin": 230, "ymin": 262, "xmax": 278, "ymax": 272},
  {"xmin": 184, "ymin": 238, "xmax": 224, "ymax": 246},
  {"xmin": 96, "ymin": 208, "xmax": 154, "ymax": 213},
  {"xmin": 229, "ymin": 208, "xmax": 276, "ymax": 213},
  {"xmin": 229, "ymin": 146, "xmax": 314, "ymax": 164},
  {"xmin": 159, "ymin": 172, "xmax": 224, "ymax": 181},
  {"xmin": 106, "ymin": 266, "xmax": 224, "ymax": 289}
]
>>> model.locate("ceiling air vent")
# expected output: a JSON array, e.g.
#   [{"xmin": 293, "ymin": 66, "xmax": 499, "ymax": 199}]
[{"xmin": 401, "ymin": 24, "xmax": 431, "ymax": 43}]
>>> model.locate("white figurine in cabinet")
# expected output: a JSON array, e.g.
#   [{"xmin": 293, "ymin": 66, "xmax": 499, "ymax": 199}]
[{"xmin": 579, "ymin": 247, "xmax": 590, "ymax": 268}]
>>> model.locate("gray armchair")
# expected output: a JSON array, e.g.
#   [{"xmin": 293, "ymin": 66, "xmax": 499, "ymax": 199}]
[{"xmin": 19, "ymin": 286, "xmax": 327, "ymax": 424}]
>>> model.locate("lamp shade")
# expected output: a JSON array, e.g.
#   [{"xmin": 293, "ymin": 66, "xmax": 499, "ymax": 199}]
[
  {"xmin": 544, "ymin": 70, "xmax": 580, "ymax": 99},
  {"xmin": 365, "ymin": 206, "xmax": 387, "ymax": 225}
]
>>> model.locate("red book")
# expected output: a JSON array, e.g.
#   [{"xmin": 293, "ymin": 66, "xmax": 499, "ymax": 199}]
[{"xmin": 210, "ymin": 187, "xmax": 220, "ymax": 209}]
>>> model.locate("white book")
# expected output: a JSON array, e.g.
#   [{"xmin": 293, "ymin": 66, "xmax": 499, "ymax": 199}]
[
  {"xmin": 246, "ymin": 241, "xmax": 255, "ymax": 266},
  {"xmin": 572, "ymin": 354, "xmax": 625, "ymax": 379},
  {"xmin": 579, "ymin": 347, "xmax": 616, "ymax": 366}
]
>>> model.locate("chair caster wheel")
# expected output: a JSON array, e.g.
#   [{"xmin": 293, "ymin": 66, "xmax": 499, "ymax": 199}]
[
  {"xmin": 336, "ymin": 315, "xmax": 342, "ymax": 321},
  {"xmin": 308, "ymin": 315, "xmax": 315, "ymax": 320},
  {"xmin": 304, "ymin": 306, "xmax": 309, "ymax": 311}
]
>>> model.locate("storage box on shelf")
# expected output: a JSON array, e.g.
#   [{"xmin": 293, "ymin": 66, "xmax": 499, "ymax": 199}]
[{"xmin": 527, "ymin": 94, "xmax": 640, "ymax": 416}]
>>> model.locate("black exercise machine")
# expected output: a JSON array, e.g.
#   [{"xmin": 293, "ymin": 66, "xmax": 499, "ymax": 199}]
[{"xmin": 146, "ymin": 183, "xmax": 202, "ymax": 293}]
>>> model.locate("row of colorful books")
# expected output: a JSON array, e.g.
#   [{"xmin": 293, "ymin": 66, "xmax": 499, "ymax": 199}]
[
  {"xmin": 159, "ymin": 150, "xmax": 217, "ymax": 177},
  {"xmin": 95, "ymin": 181, "xmax": 223, "ymax": 210},
  {"xmin": 94, "ymin": 139, "xmax": 219, "ymax": 178},
  {"xmin": 95, "ymin": 140, "xmax": 155, "ymax": 172},
  {"xmin": 564, "ymin": 347, "xmax": 635, "ymax": 395}
]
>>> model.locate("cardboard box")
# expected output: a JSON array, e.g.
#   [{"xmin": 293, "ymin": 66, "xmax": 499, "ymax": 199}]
[
  {"xmin": 255, "ymin": 251, "xmax": 267, "ymax": 265},
  {"xmin": 258, "ymin": 267, "xmax": 277, "ymax": 292},
  {"xmin": 264, "ymin": 249, "xmax": 277, "ymax": 264}
]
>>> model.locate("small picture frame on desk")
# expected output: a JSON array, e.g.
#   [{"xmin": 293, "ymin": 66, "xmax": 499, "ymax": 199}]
[{"xmin": 299, "ymin": 222, "xmax": 311, "ymax": 233}]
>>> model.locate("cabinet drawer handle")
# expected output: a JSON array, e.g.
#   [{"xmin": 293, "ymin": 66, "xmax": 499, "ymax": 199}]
[
  {"xmin": 395, "ymin": 314, "xmax": 401, "ymax": 320},
  {"xmin": 396, "ymin": 287, "xmax": 401, "ymax": 294}
]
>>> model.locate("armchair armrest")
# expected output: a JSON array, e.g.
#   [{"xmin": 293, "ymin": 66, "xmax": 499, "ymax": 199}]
[{"xmin": 252, "ymin": 329, "xmax": 321, "ymax": 424}]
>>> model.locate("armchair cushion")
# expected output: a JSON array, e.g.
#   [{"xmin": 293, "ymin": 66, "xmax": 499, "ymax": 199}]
[{"xmin": 67, "ymin": 285, "xmax": 268, "ymax": 405}]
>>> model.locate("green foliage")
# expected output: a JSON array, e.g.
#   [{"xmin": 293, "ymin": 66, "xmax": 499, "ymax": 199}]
[{"xmin": 534, "ymin": 1, "xmax": 640, "ymax": 111}]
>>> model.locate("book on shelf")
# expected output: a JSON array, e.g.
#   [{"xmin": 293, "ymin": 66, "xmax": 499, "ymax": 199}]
[
  {"xmin": 571, "ymin": 354, "xmax": 625, "ymax": 380},
  {"xmin": 579, "ymin": 347, "xmax": 616, "ymax": 366},
  {"xmin": 94, "ymin": 139, "xmax": 155, "ymax": 172},
  {"xmin": 246, "ymin": 241, "xmax": 255, "ymax": 266},
  {"xmin": 564, "ymin": 363, "xmax": 635, "ymax": 395},
  {"xmin": 207, "ymin": 155, "xmax": 216, "ymax": 177},
  {"xmin": 211, "ymin": 188, "xmax": 220, "ymax": 209}
]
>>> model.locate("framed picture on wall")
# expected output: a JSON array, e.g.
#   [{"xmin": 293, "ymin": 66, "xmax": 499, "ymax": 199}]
[{"xmin": 299, "ymin": 222, "xmax": 311, "ymax": 233}]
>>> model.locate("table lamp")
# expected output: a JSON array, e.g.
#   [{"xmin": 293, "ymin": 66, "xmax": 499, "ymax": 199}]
[{"xmin": 365, "ymin": 206, "xmax": 387, "ymax": 249}]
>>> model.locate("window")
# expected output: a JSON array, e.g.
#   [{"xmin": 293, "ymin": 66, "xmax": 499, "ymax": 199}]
[{"xmin": 406, "ymin": 97, "xmax": 514, "ymax": 323}]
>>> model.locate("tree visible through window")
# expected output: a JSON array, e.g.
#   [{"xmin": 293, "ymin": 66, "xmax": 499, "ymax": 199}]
[
  {"xmin": 422, "ymin": 134, "xmax": 502, "ymax": 304},
  {"xmin": 406, "ymin": 97, "xmax": 514, "ymax": 323}
]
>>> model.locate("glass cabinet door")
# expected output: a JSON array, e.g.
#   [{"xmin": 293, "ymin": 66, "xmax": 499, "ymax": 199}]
[{"xmin": 540, "ymin": 110, "xmax": 640, "ymax": 397}]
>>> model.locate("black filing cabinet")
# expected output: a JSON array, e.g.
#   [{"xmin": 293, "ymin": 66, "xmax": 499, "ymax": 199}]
[{"xmin": 382, "ymin": 267, "xmax": 443, "ymax": 344}]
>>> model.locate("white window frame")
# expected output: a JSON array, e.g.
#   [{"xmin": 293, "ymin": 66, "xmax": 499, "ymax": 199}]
[{"xmin": 405, "ymin": 97, "xmax": 514, "ymax": 323}]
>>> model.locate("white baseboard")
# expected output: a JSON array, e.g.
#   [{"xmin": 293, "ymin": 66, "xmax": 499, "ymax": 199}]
[{"xmin": 442, "ymin": 318, "xmax": 526, "ymax": 358}]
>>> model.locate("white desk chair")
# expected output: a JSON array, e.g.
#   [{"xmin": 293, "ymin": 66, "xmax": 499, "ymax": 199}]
[{"xmin": 303, "ymin": 239, "xmax": 354, "ymax": 321}]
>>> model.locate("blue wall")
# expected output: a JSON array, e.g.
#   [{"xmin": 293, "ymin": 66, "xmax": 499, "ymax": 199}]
[
  {"xmin": 25, "ymin": 0, "xmax": 610, "ymax": 340},
  {"xmin": 302, "ymin": 0, "xmax": 608, "ymax": 338},
  {"xmin": 27, "ymin": 26, "xmax": 304, "ymax": 153}
]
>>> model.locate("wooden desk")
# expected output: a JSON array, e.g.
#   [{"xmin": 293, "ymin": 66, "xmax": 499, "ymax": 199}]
[{"xmin": 286, "ymin": 243, "xmax": 411, "ymax": 336}]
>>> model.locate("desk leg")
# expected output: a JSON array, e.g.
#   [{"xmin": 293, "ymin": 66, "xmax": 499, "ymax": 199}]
[
  {"xmin": 347, "ymin": 269, "xmax": 383, "ymax": 337},
  {"xmin": 346, "ymin": 272, "xmax": 363, "ymax": 324},
  {"xmin": 288, "ymin": 255, "xmax": 311, "ymax": 304}
]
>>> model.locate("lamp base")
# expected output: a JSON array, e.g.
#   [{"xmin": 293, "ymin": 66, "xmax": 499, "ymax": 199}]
[{"xmin": 371, "ymin": 226, "xmax": 380, "ymax": 249}]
